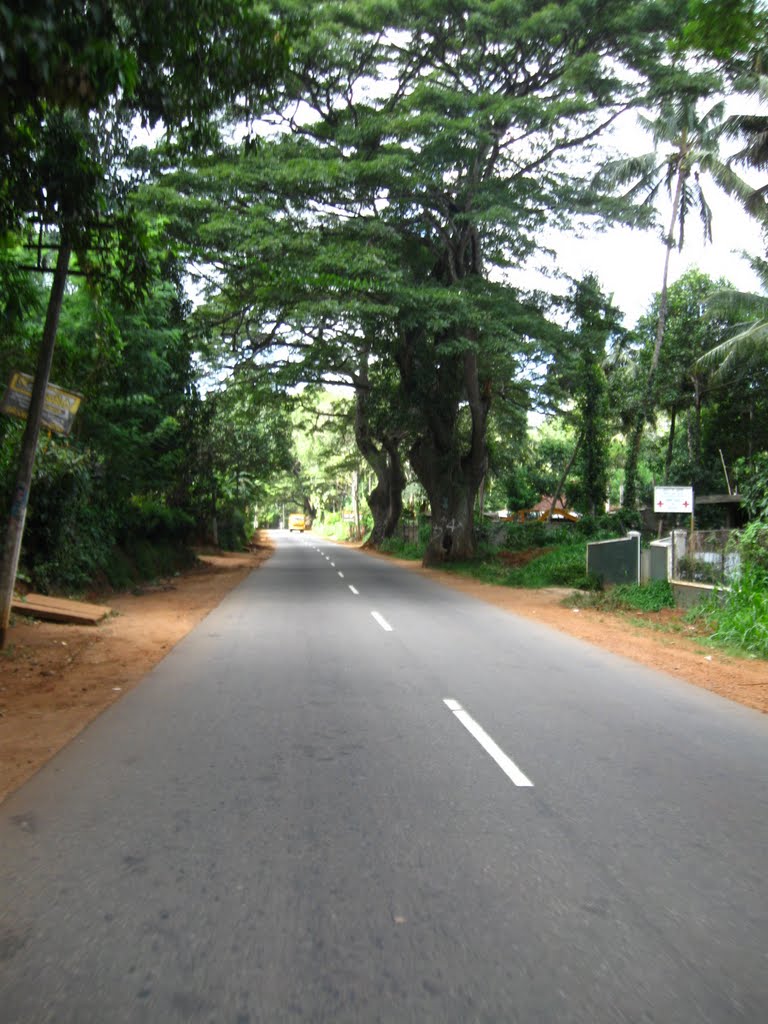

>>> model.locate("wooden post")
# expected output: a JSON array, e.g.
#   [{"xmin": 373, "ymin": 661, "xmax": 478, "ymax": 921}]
[{"xmin": 0, "ymin": 244, "xmax": 71, "ymax": 648}]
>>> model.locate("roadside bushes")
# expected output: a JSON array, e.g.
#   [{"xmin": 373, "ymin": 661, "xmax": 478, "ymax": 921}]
[
  {"xmin": 693, "ymin": 520, "xmax": 768, "ymax": 659},
  {"xmin": 571, "ymin": 579, "xmax": 675, "ymax": 612},
  {"xmin": 23, "ymin": 445, "xmax": 116, "ymax": 592},
  {"xmin": 20, "ymin": 449, "xmax": 198, "ymax": 594},
  {"xmin": 705, "ymin": 566, "xmax": 768, "ymax": 658}
]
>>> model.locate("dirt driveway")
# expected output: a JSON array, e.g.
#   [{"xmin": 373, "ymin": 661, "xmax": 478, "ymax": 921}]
[{"xmin": 1, "ymin": 533, "xmax": 765, "ymax": 804}]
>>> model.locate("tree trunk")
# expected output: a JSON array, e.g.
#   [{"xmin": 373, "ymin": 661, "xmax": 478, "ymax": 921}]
[
  {"xmin": 353, "ymin": 363, "xmax": 405, "ymax": 547},
  {"xmin": 0, "ymin": 243, "xmax": 71, "ymax": 649},
  {"xmin": 359, "ymin": 444, "xmax": 405, "ymax": 548},
  {"xmin": 548, "ymin": 432, "xmax": 582, "ymax": 523},
  {"xmin": 411, "ymin": 350, "xmax": 490, "ymax": 566},
  {"xmin": 664, "ymin": 407, "xmax": 677, "ymax": 484},
  {"xmin": 691, "ymin": 376, "xmax": 703, "ymax": 487},
  {"xmin": 211, "ymin": 474, "xmax": 219, "ymax": 546},
  {"xmin": 382, "ymin": 439, "xmax": 406, "ymax": 538},
  {"xmin": 351, "ymin": 468, "xmax": 360, "ymax": 539},
  {"xmin": 623, "ymin": 158, "xmax": 685, "ymax": 509},
  {"xmin": 414, "ymin": 427, "xmax": 485, "ymax": 566},
  {"xmin": 658, "ymin": 407, "xmax": 677, "ymax": 537}
]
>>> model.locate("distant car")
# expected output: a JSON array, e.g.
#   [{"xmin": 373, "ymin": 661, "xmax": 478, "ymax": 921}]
[{"xmin": 288, "ymin": 513, "xmax": 306, "ymax": 533}]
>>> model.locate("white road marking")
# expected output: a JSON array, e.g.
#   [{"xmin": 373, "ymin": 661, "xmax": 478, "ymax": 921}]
[
  {"xmin": 349, "ymin": 585, "xmax": 359, "ymax": 595},
  {"xmin": 443, "ymin": 699, "xmax": 533, "ymax": 787},
  {"xmin": 371, "ymin": 611, "xmax": 393, "ymax": 632},
  {"xmin": 325, "ymin": 556, "xmax": 331, "ymax": 561},
  {"xmin": 330, "ymin": 562, "xmax": 336, "ymax": 567},
  {"xmin": 338, "ymin": 571, "xmax": 344, "ymax": 578}
]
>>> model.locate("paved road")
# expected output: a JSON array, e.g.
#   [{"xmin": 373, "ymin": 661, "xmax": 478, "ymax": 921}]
[{"xmin": 1, "ymin": 533, "xmax": 767, "ymax": 1023}]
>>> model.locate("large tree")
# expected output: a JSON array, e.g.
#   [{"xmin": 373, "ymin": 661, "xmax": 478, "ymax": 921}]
[
  {"xmin": 151, "ymin": 0, "xmax": 692, "ymax": 563},
  {"xmin": 597, "ymin": 79, "xmax": 767, "ymax": 508},
  {"xmin": 0, "ymin": 1, "xmax": 293, "ymax": 644}
]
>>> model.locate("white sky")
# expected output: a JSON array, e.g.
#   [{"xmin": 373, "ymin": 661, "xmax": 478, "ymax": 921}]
[
  {"xmin": 526, "ymin": 200, "xmax": 765, "ymax": 328},
  {"xmin": 512, "ymin": 95, "xmax": 767, "ymax": 327}
]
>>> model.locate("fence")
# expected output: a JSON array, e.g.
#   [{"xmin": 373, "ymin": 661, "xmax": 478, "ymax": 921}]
[
  {"xmin": 671, "ymin": 529, "xmax": 739, "ymax": 586},
  {"xmin": 398, "ymin": 519, "xmax": 421, "ymax": 545}
]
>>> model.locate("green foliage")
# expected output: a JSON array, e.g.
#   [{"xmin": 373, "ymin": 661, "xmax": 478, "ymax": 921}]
[
  {"xmin": 503, "ymin": 521, "xmax": 575, "ymax": 551},
  {"xmin": 0, "ymin": 0, "xmax": 292, "ymax": 234},
  {"xmin": 119, "ymin": 496, "xmax": 194, "ymax": 545},
  {"xmin": 215, "ymin": 508, "xmax": 251, "ymax": 551},
  {"xmin": 696, "ymin": 565, "xmax": 768, "ymax": 658},
  {"xmin": 445, "ymin": 540, "xmax": 596, "ymax": 590},
  {"xmin": 734, "ymin": 454, "xmax": 768, "ymax": 519},
  {"xmin": 378, "ymin": 536, "xmax": 425, "ymax": 561},
  {"xmin": 502, "ymin": 515, "xmax": 625, "ymax": 551},
  {"xmin": 20, "ymin": 438, "xmax": 200, "ymax": 593},
  {"xmin": 683, "ymin": 0, "xmax": 761, "ymax": 60},
  {"xmin": 509, "ymin": 544, "xmax": 598, "ymax": 589},
  {"xmin": 24, "ymin": 443, "xmax": 116, "ymax": 592},
  {"xmin": 102, "ymin": 541, "xmax": 196, "ymax": 591},
  {"xmin": 675, "ymin": 554, "xmax": 726, "ymax": 585},
  {"xmin": 581, "ymin": 579, "xmax": 676, "ymax": 612},
  {"xmin": 545, "ymin": 275, "xmax": 623, "ymax": 515},
  {"xmin": 148, "ymin": 0, "xmax": 696, "ymax": 562},
  {"xmin": 736, "ymin": 519, "xmax": 768, "ymax": 572},
  {"xmin": 687, "ymin": 522, "xmax": 768, "ymax": 658}
]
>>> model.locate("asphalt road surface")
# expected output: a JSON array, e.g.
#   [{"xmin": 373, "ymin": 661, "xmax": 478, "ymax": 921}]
[{"xmin": 2, "ymin": 533, "xmax": 767, "ymax": 1023}]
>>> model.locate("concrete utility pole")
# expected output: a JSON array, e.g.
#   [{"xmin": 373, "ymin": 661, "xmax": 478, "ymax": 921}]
[{"xmin": 0, "ymin": 243, "xmax": 71, "ymax": 648}]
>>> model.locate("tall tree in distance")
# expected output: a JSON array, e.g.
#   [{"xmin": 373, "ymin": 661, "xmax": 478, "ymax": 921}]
[{"xmin": 597, "ymin": 86, "xmax": 761, "ymax": 508}]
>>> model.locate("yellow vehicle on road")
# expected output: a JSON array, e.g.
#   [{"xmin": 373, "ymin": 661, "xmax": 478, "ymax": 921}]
[{"xmin": 288, "ymin": 513, "xmax": 306, "ymax": 533}]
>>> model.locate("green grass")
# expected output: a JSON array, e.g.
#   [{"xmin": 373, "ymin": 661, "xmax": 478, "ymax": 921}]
[
  {"xmin": 570, "ymin": 579, "xmax": 675, "ymax": 613},
  {"xmin": 690, "ymin": 568, "xmax": 768, "ymax": 659},
  {"xmin": 377, "ymin": 532, "xmax": 602, "ymax": 589},
  {"xmin": 377, "ymin": 536, "xmax": 425, "ymax": 560},
  {"xmin": 444, "ymin": 541, "xmax": 597, "ymax": 590}
]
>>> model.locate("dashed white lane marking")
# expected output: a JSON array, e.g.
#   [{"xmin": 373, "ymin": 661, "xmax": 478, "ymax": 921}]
[
  {"xmin": 330, "ymin": 562, "xmax": 336, "ymax": 567},
  {"xmin": 371, "ymin": 611, "xmax": 393, "ymax": 632},
  {"xmin": 349, "ymin": 585, "xmax": 359, "ymax": 595},
  {"xmin": 443, "ymin": 699, "xmax": 533, "ymax": 787},
  {"xmin": 338, "ymin": 571, "xmax": 344, "ymax": 578}
]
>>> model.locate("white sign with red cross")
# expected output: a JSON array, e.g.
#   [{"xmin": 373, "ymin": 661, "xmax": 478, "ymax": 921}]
[{"xmin": 653, "ymin": 486, "xmax": 694, "ymax": 514}]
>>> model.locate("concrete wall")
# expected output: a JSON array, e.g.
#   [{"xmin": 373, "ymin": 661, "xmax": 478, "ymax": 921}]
[
  {"xmin": 671, "ymin": 580, "xmax": 728, "ymax": 609},
  {"xmin": 587, "ymin": 534, "xmax": 640, "ymax": 586}
]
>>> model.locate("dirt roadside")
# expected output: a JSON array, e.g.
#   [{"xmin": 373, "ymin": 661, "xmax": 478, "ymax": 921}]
[{"xmin": 1, "ymin": 532, "xmax": 766, "ymax": 804}]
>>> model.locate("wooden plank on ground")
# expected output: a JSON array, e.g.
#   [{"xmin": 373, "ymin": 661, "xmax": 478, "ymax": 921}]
[{"xmin": 11, "ymin": 593, "xmax": 112, "ymax": 625}]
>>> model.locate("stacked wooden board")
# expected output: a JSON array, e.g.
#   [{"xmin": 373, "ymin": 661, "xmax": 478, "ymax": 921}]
[{"xmin": 11, "ymin": 594, "xmax": 112, "ymax": 625}]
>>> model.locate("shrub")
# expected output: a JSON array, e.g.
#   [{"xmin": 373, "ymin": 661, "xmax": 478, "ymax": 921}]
[
  {"xmin": 736, "ymin": 520, "xmax": 768, "ymax": 573},
  {"xmin": 512, "ymin": 543, "xmax": 597, "ymax": 589},
  {"xmin": 600, "ymin": 580, "xmax": 675, "ymax": 612},
  {"xmin": 446, "ymin": 540, "xmax": 597, "ymax": 590},
  {"xmin": 215, "ymin": 506, "xmax": 249, "ymax": 550},
  {"xmin": 696, "ymin": 565, "xmax": 768, "ymax": 659},
  {"xmin": 120, "ymin": 496, "xmax": 194, "ymax": 544},
  {"xmin": 675, "ymin": 554, "xmax": 724, "ymax": 585},
  {"xmin": 24, "ymin": 445, "xmax": 117, "ymax": 592},
  {"xmin": 378, "ymin": 536, "xmax": 425, "ymax": 560}
]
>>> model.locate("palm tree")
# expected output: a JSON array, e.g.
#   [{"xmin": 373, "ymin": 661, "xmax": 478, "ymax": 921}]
[
  {"xmin": 724, "ymin": 73, "xmax": 768, "ymax": 215},
  {"xmin": 699, "ymin": 79, "xmax": 768, "ymax": 376},
  {"xmin": 700, "ymin": 258, "xmax": 768, "ymax": 374},
  {"xmin": 597, "ymin": 92, "xmax": 759, "ymax": 508}
]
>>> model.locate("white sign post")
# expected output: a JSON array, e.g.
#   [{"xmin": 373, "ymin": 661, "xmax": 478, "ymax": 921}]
[
  {"xmin": 653, "ymin": 486, "xmax": 694, "ymax": 514},
  {"xmin": 654, "ymin": 486, "xmax": 695, "ymax": 555}
]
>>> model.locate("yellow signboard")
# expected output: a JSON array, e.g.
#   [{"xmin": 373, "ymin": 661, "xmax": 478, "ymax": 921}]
[{"xmin": 0, "ymin": 371, "xmax": 82, "ymax": 436}]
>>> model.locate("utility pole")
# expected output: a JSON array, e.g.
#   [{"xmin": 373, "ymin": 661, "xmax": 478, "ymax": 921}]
[{"xmin": 0, "ymin": 243, "xmax": 71, "ymax": 648}]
